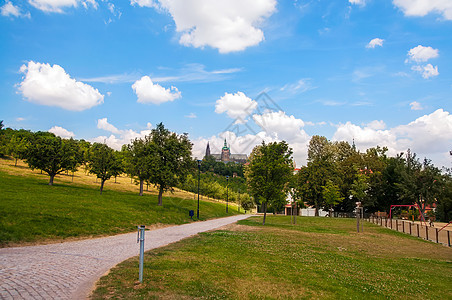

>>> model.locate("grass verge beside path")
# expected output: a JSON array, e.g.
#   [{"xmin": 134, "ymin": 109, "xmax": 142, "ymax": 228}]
[
  {"xmin": 91, "ymin": 215, "xmax": 452, "ymax": 299},
  {"xmin": 0, "ymin": 171, "xmax": 240, "ymax": 246}
]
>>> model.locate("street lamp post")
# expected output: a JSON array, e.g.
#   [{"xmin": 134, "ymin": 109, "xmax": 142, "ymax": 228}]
[
  {"xmin": 197, "ymin": 160, "xmax": 201, "ymax": 219},
  {"xmin": 238, "ymin": 189, "xmax": 240, "ymax": 213},
  {"xmin": 226, "ymin": 175, "xmax": 229, "ymax": 213}
]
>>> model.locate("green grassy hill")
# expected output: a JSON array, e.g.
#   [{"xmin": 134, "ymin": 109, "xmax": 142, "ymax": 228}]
[{"xmin": 0, "ymin": 159, "xmax": 241, "ymax": 247}]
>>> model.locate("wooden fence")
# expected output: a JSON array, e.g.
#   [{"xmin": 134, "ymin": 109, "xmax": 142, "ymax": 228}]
[{"xmin": 367, "ymin": 216, "xmax": 451, "ymax": 247}]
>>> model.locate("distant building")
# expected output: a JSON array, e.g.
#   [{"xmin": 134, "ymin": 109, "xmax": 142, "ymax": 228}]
[{"xmin": 205, "ymin": 139, "xmax": 247, "ymax": 164}]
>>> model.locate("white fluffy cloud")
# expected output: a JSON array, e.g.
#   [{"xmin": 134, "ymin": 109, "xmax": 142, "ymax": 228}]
[
  {"xmin": 132, "ymin": 76, "xmax": 181, "ymax": 104},
  {"xmin": 1, "ymin": 1, "xmax": 30, "ymax": 18},
  {"xmin": 393, "ymin": 0, "xmax": 452, "ymax": 20},
  {"xmin": 215, "ymin": 92, "xmax": 257, "ymax": 123},
  {"xmin": 48, "ymin": 126, "xmax": 75, "ymax": 139},
  {"xmin": 367, "ymin": 120, "xmax": 386, "ymax": 130},
  {"xmin": 366, "ymin": 38, "xmax": 384, "ymax": 49},
  {"xmin": 333, "ymin": 109, "xmax": 452, "ymax": 167},
  {"xmin": 28, "ymin": 0, "xmax": 98, "ymax": 13},
  {"xmin": 18, "ymin": 61, "xmax": 104, "ymax": 111},
  {"xmin": 407, "ymin": 45, "xmax": 439, "ymax": 63},
  {"xmin": 410, "ymin": 101, "xmax": 424, "ymax": 110},
  {"xmin": 411, "ymin": 64, "xmax": 439, "ymax": 79},
  {"xmin": 253, "ymin": 111, "xmax": 308, "ymax": 142},
  {"xmin": 97, "ymin": 118, "xmax": 121, "ymax": 134},
  {"xmin": 93, "ymin": 118, "xmax": 152, "ymax": 150},
  {"xmin": 140, "ymin": 0, "xmax": 276, "ymax": 53},
  {"xmin": 406, "ymin": 46, "xmax": 439, "ymax": 79}
]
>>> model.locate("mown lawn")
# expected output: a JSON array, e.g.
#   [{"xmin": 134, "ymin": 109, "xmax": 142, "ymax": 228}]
[
  {"xmin": 91, "ymin": 215, "xmax": 452, "ymax": 299},
  {"xmin": 0, "ymin": 171, "xmax": 240, "ymax": 246}
]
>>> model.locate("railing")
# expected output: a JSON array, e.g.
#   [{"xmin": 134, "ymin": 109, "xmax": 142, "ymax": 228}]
[{"xmin": 367, "ymin": 216, "xmax": 451, "ymax": 247}]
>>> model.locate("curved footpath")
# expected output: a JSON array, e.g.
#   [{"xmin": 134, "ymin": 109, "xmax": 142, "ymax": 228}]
[{"xmin": 0, "ymin": 214, "xmax": 252, "ymax": 300}]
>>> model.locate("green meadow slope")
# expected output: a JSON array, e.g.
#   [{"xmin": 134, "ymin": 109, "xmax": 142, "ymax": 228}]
[{"xmin": 0, "ymin": 158, "xmax": 240, "ymax": 247}]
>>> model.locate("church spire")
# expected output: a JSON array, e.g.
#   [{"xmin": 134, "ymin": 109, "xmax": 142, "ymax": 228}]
[{"xmin": 205, "ymin": 142, "xmax": 211, "ymax": 158}]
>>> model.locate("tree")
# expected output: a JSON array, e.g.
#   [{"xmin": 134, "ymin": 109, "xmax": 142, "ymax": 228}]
[
  {"xmin": 297, "ymin": 136, "xmax": 339, "ymax": 216},
  {"xmin": 436, "ymin": 173, "xmax": 452, "ymax": 222},
  {"xmin": 245, "ymin": 141, "xmax": 293, "ymax": 225},
  {"xmin": 87, "ymin": 143, "xmax": 118, "ymax": 194},
  {"xmin": 295, "ymin": 161, "xmax": 331, "ymax": 216},
  {"xmin": 350, "ymin": 171, "xmax": 369, "ymax": 206},
  {"xmin": 7, "ymin": 130, "xmax": 31, "ymax": 166},
  {"xmin": 322, "ymin": 180, "xmax": 344, "ymax": 217},
  {"xmin": 147, "ymin": 123, "xmax": 193, "ymax": 206},
  {"xmin": 124, "ymin": 137, "xmax": 153, "ymax": 196},
  {"xmin": 111, "ymin": 150, "xmax": 125, "ymax": 183},
  {"xmin": 24, "ymin": 132, "xmax": 82, "ymax": 185},
  {"xmin": 397, "ymin": 151, "xmax": 443, "ymax": 218}
]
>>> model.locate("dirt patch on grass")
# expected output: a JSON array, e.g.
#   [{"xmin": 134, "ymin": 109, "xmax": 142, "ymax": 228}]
[{"xmin": 218, "ymin": 223, "xmax": 263, "ymax": 232}]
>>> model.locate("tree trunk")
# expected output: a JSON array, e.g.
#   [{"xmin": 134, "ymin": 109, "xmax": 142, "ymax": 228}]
[
  {"xmin": 14, "ymin": 158, "xmax": 18, "ymax": 167},
  {"xmin": 158, "ymin": 185, "xmax": 164, "ymax": 206},
  {"xmin": 100, "ymin": 179, "xmax": 105, "ymax": 195},
  {"xmin": 49, "ymin": 175, "xmax": 55, "ymax": 186},
  {"xmin": 315, "ymin": 201, "xmax": 319, "ymax": 216},
  {"xmin": 262, "ymin": 202, "xmax": 267, "ymax": 225},
  {"xmin": 139, "ymin": 180, "xmax": 144, "ymax": 196},
  {"xmin": 115, "ymin": 176, "xmax": 117, "ymax": 183}
]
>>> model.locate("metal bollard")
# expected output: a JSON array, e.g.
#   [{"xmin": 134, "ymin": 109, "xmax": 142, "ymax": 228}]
[{"xmin": 137, "ymin": 225, "xmax": 146, "ymax": 283}]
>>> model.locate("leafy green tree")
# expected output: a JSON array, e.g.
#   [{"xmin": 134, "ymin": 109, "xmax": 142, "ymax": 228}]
[
  {"xmin": 397, "ymin": 151, "xmax": 443, "ymax": 218},
  {"xmin": 124, "ymin": 137, "xmax": 153, "ymax": 196},
  {"xmin": 111, "ymin": 150, "xmax": 125, "ymax": 183},
  {"xmin": 7, "ymin": 130, "xmax": 31, "ymax": 166},
  {"xmin": 240, "ymin": 195, "xmax": 255, "ymax": 212},
  {"xmin": 24, "ymin": 132, "xmax": 82, "ymax": 185},
  {"xmin": 147, "ymin": 123, "xmax": 193, "ymax": 206},
  {"xmin": 322, "ymin": 180, "xmax": 344, "ymax": 217},
  {"xmin": 350, "ymin": 171, "xmax": 369, "ymax": 206},
  {"xmin": 296, "ymin": 136, "xmax": 338, "ymax": 216},
  {"xmin": 87, "ymin": 143, "xmax": 118, "ymax": 194},
  {"xmin": 245, "ymin": 141, "xmax": 293, "ymax": 225},
  {"xmin": 436, "ymin": 173, "xmax": 452, "ymax": 222}
]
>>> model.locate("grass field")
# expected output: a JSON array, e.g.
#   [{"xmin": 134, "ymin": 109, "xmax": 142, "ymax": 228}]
[
  {"xmin": 91, "ymin": 216, "xmax": 452, "ymax": 299},
  {"xmin": 0, "ymin": 158, "xmax": 241, "ymax": 247}
]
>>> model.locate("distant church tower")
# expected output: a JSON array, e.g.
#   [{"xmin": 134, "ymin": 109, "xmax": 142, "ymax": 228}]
[
  {"xmin": 220, "ymin": 139, "xmax": 230, "ymax": 162},
  {"xmin": 205, "ymin": 142, "xmax": 211, "ymax": 157}
]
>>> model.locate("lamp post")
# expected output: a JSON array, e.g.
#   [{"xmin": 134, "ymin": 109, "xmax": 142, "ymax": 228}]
[
  {"xmin": 238, "ymin": 189, "xmax": 240, "ymax": 213},
  {"xmin": 197, "ymin": 160, "xmax": 201, "ymax": 219},
  {"xmin": 226, "ymin": 175, "xmax": 229, "ymax": 213}
]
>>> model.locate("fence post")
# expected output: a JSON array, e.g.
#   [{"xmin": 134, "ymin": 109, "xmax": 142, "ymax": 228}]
[
  {"xmin": 409, "ymin": 223, "xmax": 412, "ymax": 235},
  {"xmin": 396, "ymin": 220, "xmax": 398, "ymax": 232},
  {"xmin": 426, "ymin": 226, "xmax": 429, "ymax": 241},
  {"xmin": 417, "ymin": 224, "xmax": 419, "ymax": 238},
  {"xmin": 436, "ymin": 228, "xmax": 439, "ymax": 243},
  {"xmin": 448, "ymin": 231, "xmax": 450, "ymax": 247},
  {"xmin": 137, "ymin": 225, "xmax": 146, "ymax": 283},
  {"xmin": 402, "ymin": 221, "xmax": 405, "ymax": 233}
]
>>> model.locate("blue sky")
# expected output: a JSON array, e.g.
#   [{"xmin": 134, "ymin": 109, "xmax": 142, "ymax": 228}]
[{"xmin": 1, "ymin": 0, "xmax": 451, "ymax": 168}]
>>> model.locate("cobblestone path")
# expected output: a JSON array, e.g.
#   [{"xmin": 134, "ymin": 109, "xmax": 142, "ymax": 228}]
[{"xmin": 0, "ymin": 215, "xmax": 252, "ymax": 299}]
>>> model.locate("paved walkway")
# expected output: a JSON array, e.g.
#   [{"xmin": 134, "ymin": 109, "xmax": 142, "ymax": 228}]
[{"xmin": 0, "ymin": 215, "xmax": 252, "ymax": 299}]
